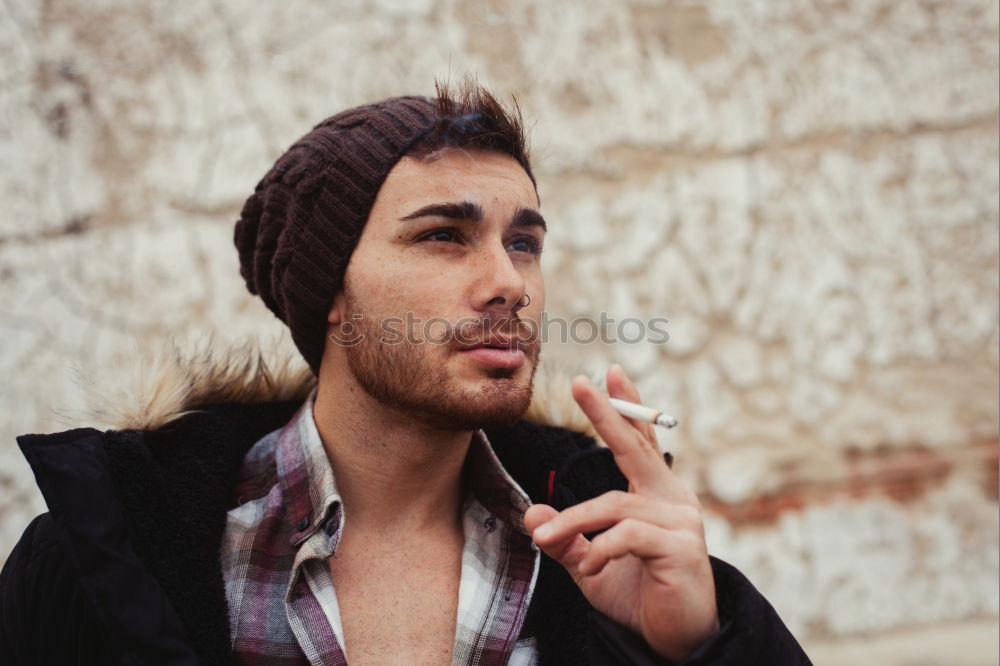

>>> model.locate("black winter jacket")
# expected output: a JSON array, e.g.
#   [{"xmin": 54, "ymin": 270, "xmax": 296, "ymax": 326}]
[{"xmin": 1, "ymin": 397, "xmax": 812, "ymax": 665}]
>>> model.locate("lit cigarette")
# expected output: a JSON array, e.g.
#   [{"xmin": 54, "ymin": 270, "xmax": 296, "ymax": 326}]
[{"xmin": 608, "ymin": 398, "xmax": 679, "ymax": 429}]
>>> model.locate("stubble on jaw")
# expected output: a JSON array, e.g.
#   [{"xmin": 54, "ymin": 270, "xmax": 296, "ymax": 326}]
[{"xmin": 339, "ymin": 291, "xmax": 541, "ymax": 432}]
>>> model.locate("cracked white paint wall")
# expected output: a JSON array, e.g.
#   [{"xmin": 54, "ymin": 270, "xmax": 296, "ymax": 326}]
[{"xmin": 1, "ymin": 0, "xmax": 997, "ymax": 658}]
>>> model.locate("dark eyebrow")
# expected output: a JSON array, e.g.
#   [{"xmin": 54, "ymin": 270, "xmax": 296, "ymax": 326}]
[
  {"xmin": 512, "ymin": 207, "xmax": 547, "ymax": 232},
  {"xmin": 399, "ymin": 200, "xmax": 546, "ymax": 232},
  {"xmin": 400, "ymin": 201, "xmax": 484, "ymax": 222}
]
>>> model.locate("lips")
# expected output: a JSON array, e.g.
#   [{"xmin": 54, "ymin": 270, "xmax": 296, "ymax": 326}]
[
  {"xmin": 459, "ymin": 337, "xmax": 526, "ymax": 369},
  {"xmin": 468, "ymin": 336, "xmax": 519, "ymax": 351}
]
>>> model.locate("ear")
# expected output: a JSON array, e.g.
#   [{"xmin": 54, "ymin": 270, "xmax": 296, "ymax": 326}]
[{"xmin": 327, "ymin": 289, "xmax": 346, "ymax": 325}]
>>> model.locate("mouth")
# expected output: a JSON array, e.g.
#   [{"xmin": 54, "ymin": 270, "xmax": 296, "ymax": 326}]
[
  {"xmin": 468, "ymin": 335, "xmax": 520, "ymax": 351},
  {"xmin": 458, "ymin": 336, "xmax": 527, "ymax": 370}
]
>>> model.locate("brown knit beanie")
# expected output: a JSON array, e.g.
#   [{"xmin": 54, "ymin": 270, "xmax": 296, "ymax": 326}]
[{"xmin": 234, "ymin": 96, "xmax": 439, "ymax": 375}]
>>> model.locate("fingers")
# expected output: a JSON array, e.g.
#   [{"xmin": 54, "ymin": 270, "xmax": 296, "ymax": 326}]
[
  {"xmin": 524, "ymin": 503, "xmax": 591, "ymax": 572},
  {"xmin": 606, "ymin": 364, "xmax": 656, "ymax": 442},
  {"xmin": 572, "ymin": 374, "xmax": 667, "ymax": 493},
  {"xmin": 523, "ymin": 503, "xmax": 559, "ymax": 532},
  {"xmin": 531, "ymin": 490, "xmax": 701, "ymax": 546},
  {"xmin": 578, "ymin": 519, "xmax": 705, "ymax": 577},
  {"xmin": 574, "ymin": 366, "xmax": 696, "ymax": 502},
  {"xmin": 529, "ymin": 491, "xmax": 706, "ymax": 586}
]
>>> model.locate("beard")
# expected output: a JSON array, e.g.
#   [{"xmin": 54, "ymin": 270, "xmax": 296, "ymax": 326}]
[{"xmin": 340, "ymin": 291, "xmax": 541, "ymax": 431}]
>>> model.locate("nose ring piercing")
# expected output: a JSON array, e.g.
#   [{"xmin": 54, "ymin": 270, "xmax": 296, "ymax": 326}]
[{"xmin": 516, "ymin": 293, "xmax": 531, "ymax": 309}]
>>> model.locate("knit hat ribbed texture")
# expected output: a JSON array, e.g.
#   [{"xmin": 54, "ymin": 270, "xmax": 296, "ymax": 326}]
[{"xmin": 234, "ymin": 96, "xmax": 439, "ymax": 375}]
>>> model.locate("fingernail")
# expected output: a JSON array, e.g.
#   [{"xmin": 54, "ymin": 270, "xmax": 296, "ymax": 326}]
[{"xmin": 534, "ymin": 524, "xmax": 553, "ymax": 540}]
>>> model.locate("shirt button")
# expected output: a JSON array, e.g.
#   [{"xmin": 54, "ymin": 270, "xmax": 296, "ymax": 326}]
[{"xmin": 297, "ymin": 517, "xmax": 310, "ymax": 532}]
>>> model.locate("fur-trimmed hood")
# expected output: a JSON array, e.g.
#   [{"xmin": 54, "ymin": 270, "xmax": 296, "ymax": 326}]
[{"xmin": 76, "ymin": 336, "xmax": 596, "ymax": 438}]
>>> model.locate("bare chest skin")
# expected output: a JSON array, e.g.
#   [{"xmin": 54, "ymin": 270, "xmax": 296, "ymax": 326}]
[{"xmin": 329, "ymin": 526, "xmax": 464, "ymax": 666}]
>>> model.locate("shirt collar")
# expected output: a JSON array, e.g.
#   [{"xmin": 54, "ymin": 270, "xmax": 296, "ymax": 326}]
[
  {"xmin": 276, "ymin": 387, "xmax": 340, "ymax": 546},
  {"xmin": 465, "ymin": 430, "xmax": 534, "ymax": 536},
  {"xmin": 276, "ymin": 387, "xmax": 534, "ymax": 547}
]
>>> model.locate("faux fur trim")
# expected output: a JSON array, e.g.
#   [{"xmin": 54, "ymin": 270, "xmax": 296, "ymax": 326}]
[
  {"xmin": 77, "ymin": 336, "xmax": 317, "ymax": 431},
  {"xmin": 76, "ymin": 336, "xmax": 596, "ymax": 438},
  {"xmin": 524, "ymin": 367, "xmax": 598, "ymax": 439}
]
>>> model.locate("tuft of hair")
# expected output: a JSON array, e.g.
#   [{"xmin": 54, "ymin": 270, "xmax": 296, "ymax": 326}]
[{"xmin": 409, "ymin": 76, "xmax": 535, "ymax": 188}]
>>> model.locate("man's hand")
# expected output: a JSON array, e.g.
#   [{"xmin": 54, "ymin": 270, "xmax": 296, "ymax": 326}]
[{"xmin": 524, "ymin": 365, "xmax": 720, "ymax": 663}]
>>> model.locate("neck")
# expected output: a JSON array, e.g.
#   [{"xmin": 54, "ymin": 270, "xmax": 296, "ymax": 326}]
[{"xmin": 312, "ymin": 364, "xmax": 472, "ymax": 536}]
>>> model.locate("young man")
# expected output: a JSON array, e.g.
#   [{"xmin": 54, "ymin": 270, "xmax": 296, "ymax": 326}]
[{"xmin": 0, "ymin": 83, "xmax": 811, "ymax": 665}]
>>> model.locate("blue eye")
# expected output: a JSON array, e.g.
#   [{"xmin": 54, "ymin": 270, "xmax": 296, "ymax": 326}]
[
  {"xmin": 507, "ymin": 236, "xmax": 543, "ymax": 255},
  {"xmin": 420, "ymin": 229, "xmax": 458, "ymax": 243}
]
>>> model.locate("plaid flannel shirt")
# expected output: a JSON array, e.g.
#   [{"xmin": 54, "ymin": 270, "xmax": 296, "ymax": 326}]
[{"xmin": 220, "ymin": 388, "xmax": 541, "ymax": 665}]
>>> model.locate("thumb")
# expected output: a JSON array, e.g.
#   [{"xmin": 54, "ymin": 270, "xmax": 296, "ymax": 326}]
[
  {"xmin": 524, "ymin": 504, "xmax": 590, "ymax": 574},
  {"xmin": 524, "ymin": 503, "xmax": 559, "ymax": 532}
]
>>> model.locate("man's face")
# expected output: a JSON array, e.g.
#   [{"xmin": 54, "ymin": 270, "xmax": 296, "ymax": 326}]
[{"xmin": 328, "ymin": 148, "xmax": 546, "ymax": 430}]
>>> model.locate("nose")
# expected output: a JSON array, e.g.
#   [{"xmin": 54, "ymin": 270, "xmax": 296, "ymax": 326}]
[{"xmin": 471, "ymin": 243, "xmax": 527, "ymax": 315}]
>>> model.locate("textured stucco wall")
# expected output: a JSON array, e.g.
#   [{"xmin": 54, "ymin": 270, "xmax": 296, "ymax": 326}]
[{"xmin": 1, "ymin": 0, "xmax": 997, "ymax": 662}]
